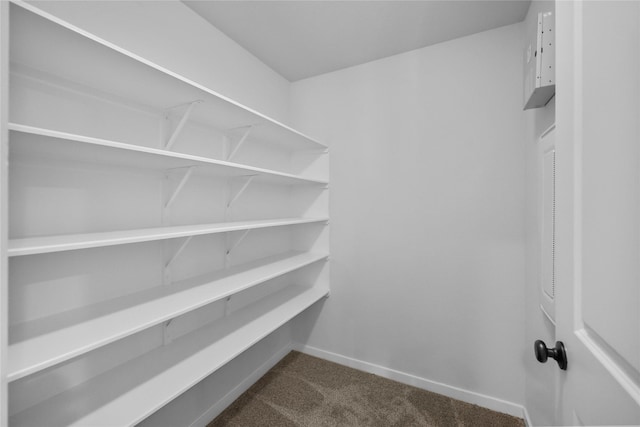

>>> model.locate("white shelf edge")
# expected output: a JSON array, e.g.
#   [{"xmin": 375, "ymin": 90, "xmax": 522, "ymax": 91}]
[
  {"xmin": 10, "ymin": 285, "xmax": 329, "ymax": 427},
  {"xmin": 8, "ymin": 252, "xmax": 328, "ymax": 381},
  {"xmin": 9, "ymin": 123, "xmax": 329, "ymax": 186},
  {"xmin": 8, "ymin": 217, "xmax": 329, "ymax": 257},
  {"xmin": 9, "ymin": 0, "xmax": 327, "ymax": 150}
]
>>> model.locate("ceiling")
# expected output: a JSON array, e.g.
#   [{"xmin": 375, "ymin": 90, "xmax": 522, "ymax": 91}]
[{"xmin": 183, "ymin": 1, "xmax": 531, "ymax": 82}]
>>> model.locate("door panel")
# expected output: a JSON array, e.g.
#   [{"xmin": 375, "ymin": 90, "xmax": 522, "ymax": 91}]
[
  {"xmin": 580, "ymin": 0, "xmax": 640, "ymax": 374},
  {"xmin": 565, "ymin": 330, "xmax": 639, "ymax": 425},
  {"xmin": 556, "ymin": 1, "xmax": 640, "ymax": 425}
]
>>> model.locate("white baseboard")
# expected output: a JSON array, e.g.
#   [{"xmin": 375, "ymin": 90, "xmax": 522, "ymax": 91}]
[
  {"xmin": 188, "ymin": 343, "xmax": 294, "ymax": 427},
  {"xmin": 294, "ymin": 343, "xmax": 527, "ymax": 420},
  {"xmin": 187, "ymin": 342, "xmax": 528, "ymax": 426}
]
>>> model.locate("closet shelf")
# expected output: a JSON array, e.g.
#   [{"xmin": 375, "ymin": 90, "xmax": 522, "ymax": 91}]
[
  {"xmin": 9, "ymin": 285, "xmax": 328, "ymax": 427},
  {"xmin": 12, "ymin": 1, "xmax": 327, "ymax": 151},
  {"xmin": 8, "ymin": 217, "xmax": 329, "ymax": 257},
  {"xmin": 8, "ymin": 251, "xmax": 328, "ymax": 382},
  {"xmin": 6, "ymin": 4, "xmax": 330, "ymax": 426},
  {"xmin": 9, "ymin": 124, "xmax": 328, "ymax": 186}
]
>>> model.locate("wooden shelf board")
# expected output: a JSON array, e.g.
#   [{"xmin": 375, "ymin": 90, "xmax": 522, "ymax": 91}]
[
  {"xmin": 9, "ymin": 124, "xmax": 328, "ymax": 186},
  {"xmin": 10, "ymin": 1, "xmax": 326, "ymax": 151},
  {"xmin": 10, "ymin": 285, "xmax": 328, "ymax": 427},
  {"xmin": 8, "ymin": 251, "xmax": 328, "ymax": 381},
  {"xmin": 8, "ymin": 217, "xmax": 328, "ymax": 257}
]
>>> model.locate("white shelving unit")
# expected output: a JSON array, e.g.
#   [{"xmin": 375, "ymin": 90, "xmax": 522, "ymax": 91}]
[{"xmin": 1, "ymin": 1, "xmax": 329, "ymax": 426}]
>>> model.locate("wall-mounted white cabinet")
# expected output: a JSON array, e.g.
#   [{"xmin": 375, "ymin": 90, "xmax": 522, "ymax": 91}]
[
  {"xmin": 1, "ymin": 1, "xmax": 329, "ymax": 425},
  {"xmin": 523, "ymin": 11, "xmax": 555, "ymax": 110}
]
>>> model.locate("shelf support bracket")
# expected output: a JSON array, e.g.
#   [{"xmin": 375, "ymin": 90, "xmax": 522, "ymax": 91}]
[
  {"xmin": 165, "ymin": 100, "xmax": 203, "ymax": 151},
  {"xmin": 227, "ymin": 174, "xmax": 256, "ymax": 208},
  {"xmin": 163, "ymin": 319, "xmax": 174, "ymax": 345},
  {"xmin": 165, "ymin": 166, "xmax": 195, "ymax": 209},
  {"xmin": 166, "ymin": 236, "xmax": 193, "ymax": 270},
  {"xmin": 226, "ymin": 229, "xmax": 250, "ymax": 258},
  {"xmin": 224, "ymin": 296, "xmax": 232, "ymax": 317},
  {"xmin": 224, "ymin": 229, "xmax": 250, "ymax": 269},
  {"xmin": 225, "ymin": 125, "xmax": 253, "ymax": 161}
]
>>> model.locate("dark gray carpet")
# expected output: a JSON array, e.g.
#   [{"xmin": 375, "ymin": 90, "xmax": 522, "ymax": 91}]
[{"xmin": 208, "ymin": 351, "xmax": 525, "ymax": 427}]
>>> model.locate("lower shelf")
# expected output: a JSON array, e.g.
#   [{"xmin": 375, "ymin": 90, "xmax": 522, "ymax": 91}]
[
  {"xmin": 9, "ymin": 251, "xmax": 328, "ymax": 381},
  {"xmin": 10, "ymin": 285, "xmax": 328, "ymax": 427}
]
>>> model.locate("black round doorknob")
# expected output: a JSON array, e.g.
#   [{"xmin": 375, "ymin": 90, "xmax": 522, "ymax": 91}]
[{"xmin": 534, "ymin": 340, "xmax": 568, "ymax": 370}]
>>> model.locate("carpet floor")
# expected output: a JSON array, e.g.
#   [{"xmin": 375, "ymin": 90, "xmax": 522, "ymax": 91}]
[{"xmin": 208, "ymin": 351, "xmax": 525, "ymax": 427}]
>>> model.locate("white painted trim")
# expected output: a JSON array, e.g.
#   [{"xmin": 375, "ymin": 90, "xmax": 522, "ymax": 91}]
[
  {"xmin": 539, "ymin": 303, "xmax": 556, "ymax": 327},
  {"xmin": 0, "ymin": 2, "xmax": 8, "ymax": 426},
  {"xmin": 294, "ymin": 344, "xmax": 527, "ymax": 420},
  {"xmin": 522, "ymin": 405, "xmax": 533, "ymax": 427},
  {"xmin": 188, "ymin": 343, "xmax": 294, "ymax": 427}
]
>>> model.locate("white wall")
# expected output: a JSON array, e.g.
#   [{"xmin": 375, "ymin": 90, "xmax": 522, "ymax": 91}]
[
  {"xmin": 26, "ymin": 0, "xmax": 291, "ymax": 123},
  {"xmin": 290, "ymin": 22, "xmax": 527, "ymax": 412},
  {"xmin": 522, "ymin": 2, "xmax": 556, "ymax": 426}
]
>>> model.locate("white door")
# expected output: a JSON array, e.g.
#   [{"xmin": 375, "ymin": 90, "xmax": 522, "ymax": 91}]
[{"xmin": 554, "ymin": 1, "xmax": 640, "ymax": 425}]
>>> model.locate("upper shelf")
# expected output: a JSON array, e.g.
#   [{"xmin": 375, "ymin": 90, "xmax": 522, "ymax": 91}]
[
  {"xmin": 9, "ymin": 124, "xmax": 329, "ymax": 186},
  {"xmin": 10, "ymin": 1, "xmax": 327, "ymax": 151},
  {"xmin": 9, "ymin": 217, "xmax": 328, "ymax": 257}
]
